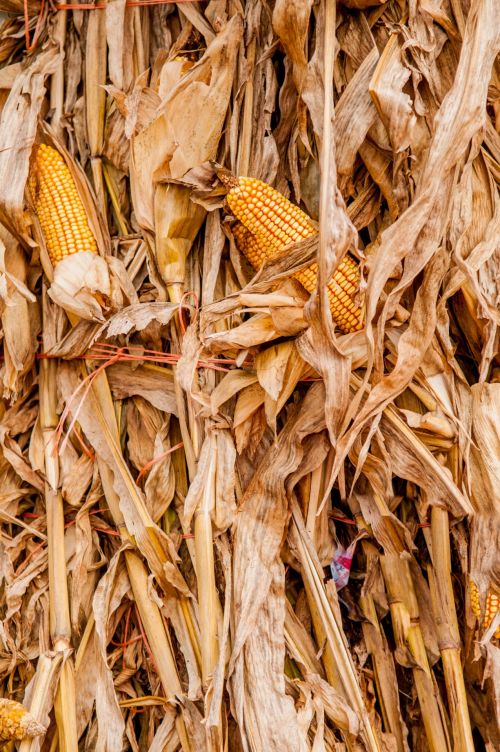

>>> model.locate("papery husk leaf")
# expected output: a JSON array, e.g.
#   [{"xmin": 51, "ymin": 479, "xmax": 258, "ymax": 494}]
[{"xmin": 131, "ymin": 15, "xmax": 243, "ymax": 230}]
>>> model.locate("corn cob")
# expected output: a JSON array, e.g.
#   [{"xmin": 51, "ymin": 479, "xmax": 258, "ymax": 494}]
[
  {"xmin": 0, "ymin": 699, "xmax": 45, "ymax": 742},
  {"xmin": 470, "ymin": 581, "xmax": 500, "ymax": 638},
  {"xmin": 226, "ymin": 177, "xmax": 363, "ymax": 333},
  {"xmin": 29, "ymin": 144, "xmax": 97, "ymax": 266},
  {"xmin": 232, "ymin": 221, "xmax": 361, "ymax": 332}
]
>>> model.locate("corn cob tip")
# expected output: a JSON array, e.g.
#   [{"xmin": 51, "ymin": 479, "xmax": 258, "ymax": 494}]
[
  {"xmin": 0, "ymin": 699, "xmax": 45, "ymax": 741},
  {"xmin": 214, "ymin": 165, "xmax": 239, "ymax": 190}
]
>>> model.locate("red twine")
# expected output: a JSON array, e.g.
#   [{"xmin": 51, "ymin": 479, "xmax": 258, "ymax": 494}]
[
  {"xmin": 56, "ymin": 0, "xmax": 200, "ymax": 8},
  {"xmin": 37, "ymin": 341, "xmax": 241, "ymax": 370},
  {"xmin": 24, "ymin": 0, "xmax": 205, "ymax": 52},
  {"xmin": 24, "ymin": 0, "xmax": 45, "ymax": 51},
  {"xmin": 136, "ymin": 441, "xmax": 184, "ymax": 483}
]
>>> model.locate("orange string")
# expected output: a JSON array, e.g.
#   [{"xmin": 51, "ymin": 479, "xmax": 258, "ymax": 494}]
[
  {"xmin": 72, "ymin": 423, "xmax": 96, "ymax": 460},
  {"xmin": 329, "ymin": 515, "xmax": 357, "ymax": 526},
  {"xmin": 93, "ymin": 525, "xmax": 121, "ymax": 536},
  {"xmin": 56, "ymin": 0, "xmax": 200, "ymax": 8},
  {"xmin": 23, "ymin": 0, "xmax": 204, "ymax": 52},
  {"xmin": 136, "ymin": 441, "xmax": 184, "ymax": 483},
  {"xmin": 50, "ymin": 341, "xmax": 238, "ymax": 454},
  {"xmin": 15, "ymin": 540, "xmax": 46, "ymax": 575},
  {"xmin": 56, "ymin": 0, "xmax": 202, "ymax": 8},
  {"xmin": 24, "ymin": 0, "xmax": 45, "ymax": 52},
  {"xmin": 24, "ymin": 341, "xmax": 248, "ymax": 369},
  {"xmin": 134, "ymin": 605, "xmax": 157, "ymax": 671},
  {"xmin": 53, "ymin": 347, "xmax": 125, "ymax": 455}
]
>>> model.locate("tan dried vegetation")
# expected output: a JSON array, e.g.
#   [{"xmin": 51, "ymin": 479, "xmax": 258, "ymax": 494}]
[{"xmin": 0, "ymin": 0, "xmax": 498, "ymax": 750}]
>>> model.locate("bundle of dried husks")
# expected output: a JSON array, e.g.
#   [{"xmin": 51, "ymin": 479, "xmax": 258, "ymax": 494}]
[{"xmin": 0, "ymin": 0, "xmax": 497, "ymax": 750}]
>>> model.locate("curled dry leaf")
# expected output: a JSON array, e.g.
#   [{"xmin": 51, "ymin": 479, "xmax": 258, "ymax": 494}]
[{"xmin": 48, "ymin": 251, "xmax": 134, "ymax": 322}]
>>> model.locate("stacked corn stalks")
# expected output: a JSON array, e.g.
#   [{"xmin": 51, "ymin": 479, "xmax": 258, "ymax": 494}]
[
  {"xmin": 27, "ymin": 141, "xmax": 197, "ymax": 750},
  {"xmin": 18, "ymin": 141, "xmax": 500, "ymax": 752},
  {"xmin": 0, "ymin": 2, "xmax": 497, "ymax": 752}
]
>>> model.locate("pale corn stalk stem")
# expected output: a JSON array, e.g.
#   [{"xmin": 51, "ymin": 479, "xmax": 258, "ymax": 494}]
[
  {"xmin": 124, "ymin": 552, "xmax": 183, "ymax": 699},
  {"xmin": 172, "ymin": 367, "xmax": 198, "ymax": 482},
  {"xmin": 89, "ymin": 162, "xmax": 105, "ymax": 219},
  {"xmin": 125, "ymin": 553, "xmax": 192, "ymax": 751},
  {"xmin": 132, "ymin": 7, "xmax": 147, "ymax": 76},
  {"xmin": 85, "ymin": 9, "xmax": 107, "ymax": 214},
  {"xmin": 305, "ymin": 464, "xmax": 323, "ymax": 545},
  {"xmin": 45, "ymin": 615, "xmax": 97, "ymax": 750},
  {"xmin": 284, "ymin": 600, "xmax": 324, "ymax": 676},
  {"xmin": 17, "ymin": 654, "xmax": 62, "ymax": 752},
  {"xmin": 290, "ymin": 499, "xmax": 382, "ymax": 752},
  {"xmin": 174, "ymin": 352, "xmax": 221, "ymax": 686},
  {"xmin": 236, "ymin": 37, "xmax": 256, "ymax": 177},
  {"xmin": 194, "ymin": 445, "xmax": 219, "ymax": 683},
  {"xmin": 87, "ymin": 366, "xmax": 202, "ymax": 671},
  {"xmin": 99, "ymin": 455, "xmax": 202, "ymax": 681},
  {"xmin": 54, "ymin": 662, "xmax": 78, "ymax": 752},
  {"xmin": 302, "ymin": 458, "xmax": 346, "ymax": 688},
  {"xmin": 153, "ymin": 181, "xmax": 215, "ymax": 645},
  {"xmin": 102, "ymin": 162, "xmax": 129, "ymax": 236},
  {"xmin": 318, "ymin": 0, "xmax": 339, "ymax": 324},
  {"xmin": 40, "ymin": 360, "xmax": 70, "ymax": 646},
  {"xmin": 49, "ymin": 10, "xmax": 67, "ymax": 139},
  {"xmin": 381, "ymin": 555, "xmax": 451, "ymax": 752},
  {"xmin": 168, "ymin": 306, "xmax": 221, "ymax": 686},
  {"xmin": 359, "ymin": 592, "xmax": 408, "ymax": 752},
  {"xmin": 428, "ymin": 507, "xmax": 474, "ymax": 752},
  {"xmin": 302, "ymin": 575, "xmax": 347, "ymax": 692},
  {"xmin": 94, "ymin": 420, "xmax": 194, "ymax": 751},
  {"xmin": 39, "ymin": 351, "xmax": 78, "ymax": 751},
  {"xmin": 74, "ymin": 613, "xmax": 96, "ymax": 671}
]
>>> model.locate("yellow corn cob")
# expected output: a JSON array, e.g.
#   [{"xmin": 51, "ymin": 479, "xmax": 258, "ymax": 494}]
[
  {"xmin": 470, "ymin": 581, "xmax": 500, "ymax": 638},
  {"xmin": 29, "ymin": 143, "xmax": 97, "ymax": 266},
  {"xmin": 226, "ymin": 177, "xmax": 363, "ymax": 333},
  {"xmin": 0, "ymin": 699, "xmax": 45, "ymax": 742}
]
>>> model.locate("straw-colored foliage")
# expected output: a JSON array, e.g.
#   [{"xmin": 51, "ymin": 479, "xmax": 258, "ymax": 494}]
[{"xmin": 0, "ymin": 1, "xmax": 498, "ymax": 750}]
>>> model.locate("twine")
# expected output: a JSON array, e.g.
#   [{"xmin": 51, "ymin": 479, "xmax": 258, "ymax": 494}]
[{"xmin": 24, "ymin": 0, "xmax": 205, "ymax": 51}]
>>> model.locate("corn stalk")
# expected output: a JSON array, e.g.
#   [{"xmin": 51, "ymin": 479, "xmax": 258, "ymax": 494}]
[
  {"xmin": 428, "ymin": 507, "xmax": 474, "ymax": 752},
  {"xmin": 39, "ymin": 320, "xmax": 78, "ymax": 752},
  {"xmin": 380, "ymin": 555, "xmax": 451, "ymax": 752}
]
